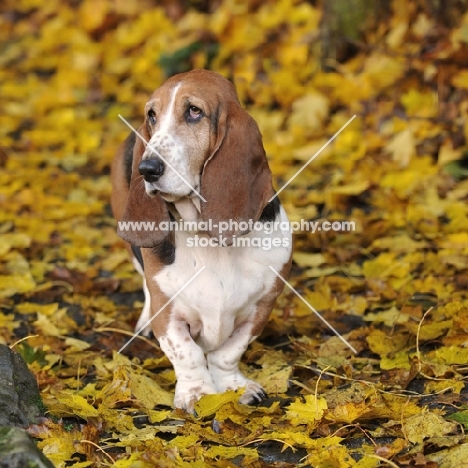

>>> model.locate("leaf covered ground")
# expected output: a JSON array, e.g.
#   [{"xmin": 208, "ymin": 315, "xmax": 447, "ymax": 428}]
[{"xmin": 1, "ymin": 0, "xmax": 468, "ymax": 466}]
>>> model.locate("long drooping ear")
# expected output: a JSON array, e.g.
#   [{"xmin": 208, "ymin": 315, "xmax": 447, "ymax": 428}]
[
  {"xmin": 117, "ymin": 125, "xmax": 170, "ymax": 247},
  {"xmin": 200, "ymin": 102, "xmax": 274, "ymax": 243}
]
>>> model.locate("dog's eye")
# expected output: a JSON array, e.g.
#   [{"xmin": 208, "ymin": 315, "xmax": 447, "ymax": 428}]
[
  {"xmin": 147, "ymin": 109, "xmax": 156, "ymax": 125},
  {"xmin": 188, "ymin": 105, "xmax": 203, "ymax": 121}
]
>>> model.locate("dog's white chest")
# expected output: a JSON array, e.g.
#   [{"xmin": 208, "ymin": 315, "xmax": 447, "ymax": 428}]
[{"xmin": 153, "ymin": 208, "xmax": 291, "ymax": 351}]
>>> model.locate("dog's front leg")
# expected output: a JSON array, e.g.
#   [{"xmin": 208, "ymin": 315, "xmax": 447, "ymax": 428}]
[
  {"xmin": 134, "ymin": 277, "xmax": 153, "ymax": 337},
  {"xmin": 207, "ymin": 323, "xmax": 266, "ymax": 405},
  {"xmin": 158, "ymin": 320, "xmax": 216, "ymax": 413}
]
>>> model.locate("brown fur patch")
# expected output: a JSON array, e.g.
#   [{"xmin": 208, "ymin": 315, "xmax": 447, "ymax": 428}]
[
  {"xmin": 251, "ymin": 254, "xmax": 293, "ymax": 337},
  {"xmin": 141, "ymin": 248, "xmax": 174, "ymax": 339}
]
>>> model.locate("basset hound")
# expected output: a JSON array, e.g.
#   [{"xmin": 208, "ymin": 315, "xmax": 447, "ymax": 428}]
[{"xmin": 111, "ymin": 69, "xmax": 292, "ymax": 413}]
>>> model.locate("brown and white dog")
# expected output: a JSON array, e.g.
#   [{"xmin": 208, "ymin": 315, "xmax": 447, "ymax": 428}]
[{"xmin": 111, "ymin": 69, "xmax": 292, "ymax": 412}]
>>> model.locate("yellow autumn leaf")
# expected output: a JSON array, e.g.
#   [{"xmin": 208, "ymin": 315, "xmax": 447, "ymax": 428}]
[
  {"xmin": 113, "ymin": 452, "xmax": 155, "ymax": 468},
  {"xmin": 437, "ymin": 301, "xmax": 467, "ymax": 319},
  {"xmin": 304, "ymin": 265, "xmax": 341, "ymax": 277},
  {"xmin": 304, "ymin": 290, "xmax": 332, "ymax": 311},
  {"xmin": 306, "ymin": 442, "xmax": 358, "ymax": 467},
  {"xmin": 277, "ymin": 43, "xmax": 309, "ymax": 68},
  {"xmin": 98, "ymin": 406, "xmax": 135, "ymax": 432},
  {"xmin": 214, "ymin": 400, "xmax": 279, "ymax": 426},
  {"xmin": 404, "ymin": 412, "xmax": 458, "ymax": 445},
  {"xmin": 0, "ymin": 233, "xmax": 31, "ymax": 256},
  {"xmin": 292, "ymin": 252, "xmax": 326, "ymax": 267},
  {"xmin": 328, "ymin": 400, "xmax": 370, "ymax": 424},
  {"xmin": 385, "ymin": 128, "xmax": 415, "ymax": 167},
  {"xmin": 364, "ymin": 307, "xmax": 409, "ymax": 327},
  {"xmin": 148, "ymin": 409, "xmax": 172, "ymax": 423},
  {"xmin": 261, "ymin": 431, "xmax": 342, "ymax": 450},
  {"xmin": 368, "ymin": 394, "xmax": 422, "ymax": 419},
  {"xmin": 386, "ymin": 20, "xmax": 408, "ymax": 48},
  {"xmin": 427, "ymin": 443, "xmax": 468, "ymax": 468},
  {"xmin": 363, "ymin": 253, "xmax": 409, "ymax": 279},
  {"xmin": 425, "ymin": 379, "xmax": 465, "ymax": 395},
  {"xmin": 97, "ymin": 364, "xmax": 133, "ymax": 401},
  {"xmin": 37, "ymin": 425, "xmax": 83, "ymax": 465},
  {"xmin": 439, "ymin": 141, "xmax": 462, "ymax": 165},
  {"xmin": 205, "ymin": 445, "xmax": 259, "ymax": 460},
  {"xmin": 64, "ymin": 337, "xmax": 91, "ymax": 351},
  {"xmin": 167, "ymin": 434, "xmax": 199, "ymax": 450},
  {"xmin": 0, "ymin": 274, "xmax": 36, "ymax": 298},
  {"xmin": 401, "ymin": 89, "xmax": 437, "ymax": 117},
  {"xmin": 245, "ymin": 350, "xmax": 291, "ymax": 394},
  {"xmin": 369, "ymin": 234, "xmax": 428, "ymax": 253},
  {"xmin": 288, "ymin": 92, "xmax": 329, "ymax": 133},
  {"xmin": 34, "ymin": 307, "xmax": 77, "ymax": 336},
  {"xmin": 439, "ymin": 232, "xmax": 468, "ymax": 248},
  {"xmin": 16, "ymin": 302, "xmax": 59, "ymax": 316},
  {"xmin": 318, "ymin": 336, "xmax": 355, "ymax": 359},
  {"xmin": 33, "ymin": 313, "xmax": 61, "ymax": 337},
  {"xmin": 101, "ymin": 250, "xmax": 130, "ymax": 271},
  {"xmin": 452, "ymin": 69, "xmax": 468, "ymax": 89},
  {"xmin": 291, "ymin": 139, "xmax": 332, "ymax": 162},
  {"xmin": 79, "ymin": 0, "xmax": 109, "ymax": 31},
  {"xmin": 328, "ymin": 180, "xmax": 370, "ymax": 195},
  {"xmin": 435, "ymin": 345, "xmax": 468, "ymax": 365},
  {"xmin": 130, "ymin": 372, "xmax": 174, "ymax": 409},
  {"xmin": 115, "ymin": 426, "xmax": 159, "ymax": 446},
  {"xmin": 380, "ymin": 352, "xmax": 411, "ymax": 370},
  {"xmin": 407, "ymin": 320, "xmax": 453, "ymax": 341},
  {"xmin": 49, "ymin": 391, "xmax": 99, "ymax": 418},
  {"xmin": 0, "ymin": 312, "xmax": 20, "ymax": 332},
  {"xmin": 194, "ymin": 390, "xmax": 239, "ymax": 418},
  {"xmin": 412, "ymin": 12, "xmax": 434, "ymax": 37},
  {"xmin": 366, "ymin": 329, "xmax": 407, "ymax": 357},
  {"xmin": 286, "ymin": 394, "xmax": 327, "ymax": 426}
]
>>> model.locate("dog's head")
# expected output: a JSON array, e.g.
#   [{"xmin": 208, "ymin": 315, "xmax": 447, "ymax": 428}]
[{"xmin": 117, "ymin": 69, "xmax": 274, "ymax": 246}]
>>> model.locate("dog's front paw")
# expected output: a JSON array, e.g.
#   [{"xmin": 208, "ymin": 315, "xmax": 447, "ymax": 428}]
[
  {"xmin": 238, "ymin": 380, "xmax": 267, "ymax": 405},
  {"xmin": 174, "ymin": 380, "xmax": 216, "ymax": 413},
  {"xmin": 214, "ymin": 372, "xmax": 267, "ymax": 405}
]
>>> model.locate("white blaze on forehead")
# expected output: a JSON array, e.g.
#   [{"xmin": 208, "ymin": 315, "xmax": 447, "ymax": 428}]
[
  {"xmin": 152, "ymin": 82, "xmax": 181, "ymax": 141},
  {"xmin": 141, "ymin": 79, "xmax": 205, "ymax": 198}
]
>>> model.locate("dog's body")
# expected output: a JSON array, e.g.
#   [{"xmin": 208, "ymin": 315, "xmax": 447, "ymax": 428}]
[{"xmin": 111, "ymin": 69, "xmax": 292, "ymax": 412}]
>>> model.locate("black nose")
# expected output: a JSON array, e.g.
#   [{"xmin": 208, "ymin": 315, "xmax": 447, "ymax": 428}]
[{"xmin": 139, "ymin": 158, "xmax": 165, "ymax": 182}]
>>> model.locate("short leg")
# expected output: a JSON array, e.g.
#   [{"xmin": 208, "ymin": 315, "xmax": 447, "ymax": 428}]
[
  {"xmin": 158, "ymin": 320, "xmax": 216, "ymax": 413},
  {"xmin": 135, "ymin": 278, "xmax": 152, "ymax": 337},
  {"xmin": 207, "ymin": 323, "xmax": 265, "ymax": 405},
  {"xmin": 131, "ymin": 257, "xmax": 153, "ymax": 337}
]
